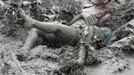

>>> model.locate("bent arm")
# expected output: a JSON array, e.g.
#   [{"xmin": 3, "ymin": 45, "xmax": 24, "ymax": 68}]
[{"xmin": 68, "ymin": 14, "xmax": 83, "ymax": 26}]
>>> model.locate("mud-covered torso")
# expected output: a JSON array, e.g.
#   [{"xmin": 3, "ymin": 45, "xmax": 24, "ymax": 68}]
[{"xmin": 71, "ymin": 7, "xmax": 112, "ymax": 46}]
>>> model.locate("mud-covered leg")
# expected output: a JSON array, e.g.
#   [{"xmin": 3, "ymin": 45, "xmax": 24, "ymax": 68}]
[
  {"xmin": 16, "ymin": 28, "xmax": 39, "ymax": 61},
  {"xmin": 77, "ymin": 44, "xmax": 87, "ymax": 65},
  {"xmin": 108, "ymin": 19, "xmax": 134, "ymax": 52},
  {"xmin": 110, "ymin": 35, "xmax": 134, "ymax": 48},
  {"xmin": 59, "ymin": 44, "xmax": 87, "ymax": 74},
  {"xmin": 109, "ymin": 19, "xmax": 134, "ymax": 44},
  {"xmin": 22, "ymin": 28, "xmax": 39, "ymax": 50}
]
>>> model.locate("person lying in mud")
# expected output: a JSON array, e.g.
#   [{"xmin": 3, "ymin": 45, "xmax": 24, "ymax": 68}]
[{"xmin": 17, "ymin": 0, "xmax": 113, "ymax": 66}]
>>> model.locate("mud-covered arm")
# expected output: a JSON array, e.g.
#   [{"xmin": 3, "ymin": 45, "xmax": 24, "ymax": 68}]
[{"xmin": 67, "ymin": 14, "xmax": 83, "ymax": 26}]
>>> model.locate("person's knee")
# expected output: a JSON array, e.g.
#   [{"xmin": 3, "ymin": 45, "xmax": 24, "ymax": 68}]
[
  {"xmin": 28, "ymin": 28, "xmax": 39, "ymax": 37},
  {"xmin": 30, "ymin": 28, "xmax": 38, "ymax": 32}
]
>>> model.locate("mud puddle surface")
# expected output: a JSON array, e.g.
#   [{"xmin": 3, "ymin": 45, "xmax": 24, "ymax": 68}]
[
  {"xmin": 0, "ymin": 31, "xmax": 134, "ymax": 75},
  {"xmin": 84, "ymin": 56, "xmax": 134, "ymax": 75}
]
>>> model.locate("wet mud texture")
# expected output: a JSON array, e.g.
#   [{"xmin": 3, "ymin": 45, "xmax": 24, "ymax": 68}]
[{"xmin": 0, "ymin": 0, "xmax": 134, "ymax": 75}]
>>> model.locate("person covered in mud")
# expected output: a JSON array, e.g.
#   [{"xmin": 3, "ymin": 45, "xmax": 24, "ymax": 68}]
[
  {"xmin": 67, "ymin": 0, "xmax": 120, "ymax": 47},
  {"xmin": 17, "ymin": 0, "xmax": 114, "ymax": 66}
]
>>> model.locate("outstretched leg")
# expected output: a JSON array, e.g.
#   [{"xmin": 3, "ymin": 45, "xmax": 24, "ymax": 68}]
[
  {"xmin": 17, "ymin": 27, "xmax": 56, "ymax": 61},
  {"xmin": 16, "ymin": 28, "xmax": 40, "ymax": 61},
  {"xmin": 20, "ymin": 27, "xmax": 56, "ymax": 52},
  {"xmin": 77, "ymin": 44, "xmax": 87, "ymax": 65},
  {"xmin": 20, "ymin": 9, "xmax": 78, "ymax": 44}
]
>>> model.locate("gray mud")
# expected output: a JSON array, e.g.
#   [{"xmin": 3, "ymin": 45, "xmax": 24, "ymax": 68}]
[{"xmin": 0, "ymin": 0, "xmax": 134, "ymax": 75}]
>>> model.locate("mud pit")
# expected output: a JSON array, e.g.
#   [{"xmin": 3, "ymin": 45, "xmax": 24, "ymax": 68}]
[
  {"xmin": 0, "ymin": 20, "xmax": 133, "ymax": 75},
  {"xmin": 0, "ymin": 27, "xmax": 133, "ymax": 75},
  {"xmin": 0, "ymin": 0, "xmax": 134, "ymax": 75}
]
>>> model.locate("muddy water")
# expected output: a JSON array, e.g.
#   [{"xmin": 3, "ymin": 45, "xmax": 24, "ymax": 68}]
[{"xmin": 85, "ymin": 56, "xmax": 134, "ymax": 75}]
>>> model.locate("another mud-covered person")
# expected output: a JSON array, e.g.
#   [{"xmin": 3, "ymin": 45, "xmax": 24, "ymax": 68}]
[{"xmin": 17, "ymin": 0, "xmax": 116, "ymax": 70}]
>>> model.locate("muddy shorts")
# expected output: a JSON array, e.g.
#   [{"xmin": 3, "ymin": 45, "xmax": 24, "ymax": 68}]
[
  {"xmin": 69, "ymin": 29, "xmax": 81, "ymax": 46},
  {"xmin": 41, "ymin": 29, "xmax": 81, "ymax": 47}
]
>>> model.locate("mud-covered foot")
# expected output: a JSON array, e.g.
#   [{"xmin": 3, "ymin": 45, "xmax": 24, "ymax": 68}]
[
  {"xmin": 16, "ymin": 48, "xmax": 30, "ymax": 61},
  {"xmin": 59, "ymin": 60, "xmax": 83, "ymax": 74},
  {"xmin": 19, "ymin": 9, "xmax": 35, "ymax": 28}
]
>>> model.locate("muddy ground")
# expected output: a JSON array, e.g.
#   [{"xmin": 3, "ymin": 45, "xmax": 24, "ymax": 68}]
[
  {"xmin": 0, "ymin": 0, "xmax": 134, "ymax": 75},
  {"xmin": 0, "ymin": 19, "xmax": 134, "ymax": 75}
]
